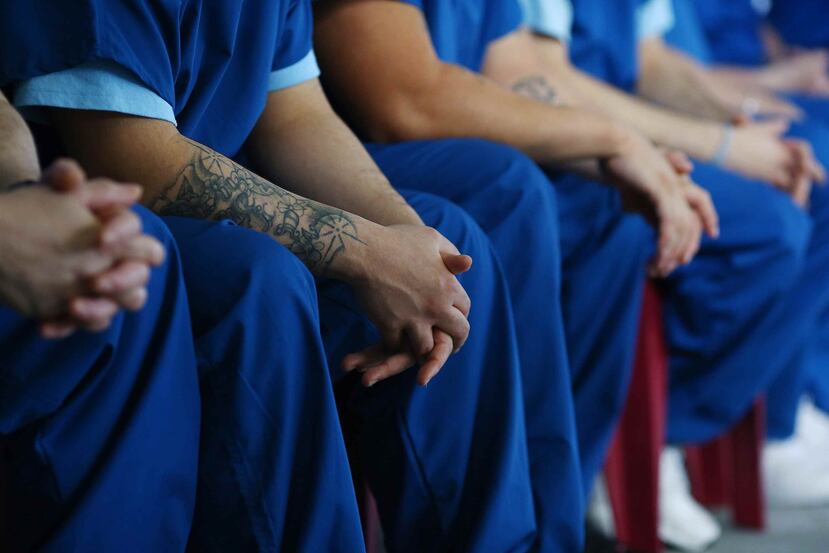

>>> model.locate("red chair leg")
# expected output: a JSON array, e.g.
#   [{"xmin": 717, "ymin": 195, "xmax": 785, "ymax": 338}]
[
  {"xmin": 687, "ymin": 399, "xmax": 766, "ymax": 530},
  {"xmin": 686, "ymin": 437, "xmax": 732, "ymax": 508},
  {"xmin": 729, "ymin": 400, "xmax": 766, "ymax": 530},
  {"xmin": 606, "ymin": 282, "xmax": 667, "ymax": 553},
  {"xmin": 358, "ymin": 483, "xmax": 382, "ymax": 553},
  {"xmin": 335, "ymin": 375, "xmax": 383, "ymax": 553}
]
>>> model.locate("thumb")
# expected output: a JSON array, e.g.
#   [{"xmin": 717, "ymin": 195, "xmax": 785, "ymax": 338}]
[
  {"xmin": 442, "ymin": 253, "xmax": 473, "ymax": 275},
  {"xmin": 42, "ymin": 158, "xmax": 86, "ymax": 193}
]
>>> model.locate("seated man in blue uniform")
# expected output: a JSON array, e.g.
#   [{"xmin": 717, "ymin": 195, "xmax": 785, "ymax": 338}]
[
  {"xmin": 0, "ymin": 90, "xmax": 201, "ymax": 552},
  {"xmin": 0, "ymin": 1, "xmax": 581, "ymax": 551},
  {"xmin": 314, "ymin": 3, "xmax": 720, "ymax": 551},
  {"xmin": 512, "ymin": 0, "xmax": 829, "ymax": 549},
  {"xmin": 666, "ymin": 0, "xmax": 829, "ymax": 504}
]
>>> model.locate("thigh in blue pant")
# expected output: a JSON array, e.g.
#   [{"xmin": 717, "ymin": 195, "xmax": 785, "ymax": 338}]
[
  {"xmin": 163, "ymin": 217, "xmax": 365, "ymax": 553},
  {"xmin": 319, "ymin": 189, "xmax": 537, "ymax": 553},
  {"xmin": 366, "ymin": 139, "xmax": 582, "ymax": 552},
  {"xmin": 0, "ymin": 206, "xmax": 200, "ymax": 552},
  {"xmin": 663, "ymin": 163, "xmax": 811, "ymax": 443},
  {"xmin": 551, "ymin": 173, "xmax": 652, "ymax": 498}
]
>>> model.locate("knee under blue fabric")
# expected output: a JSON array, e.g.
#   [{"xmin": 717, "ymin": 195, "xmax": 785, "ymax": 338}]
[
  {"xmin": 661, "ymin": 163, "xmax": 812, "ymax": 443},
  {"xmin": 318, "ymin": 188, "xmax": 539, "ymax": 553},
  {"xmin": 160, "ymin": 216, "xmax": 366, "ymax": 553},
  {"xmin": 365, "ymin": 139, "xmax": 583, "ymax": 553},
  {"xmin": 551, "ymin": 172, "xmax": 652, "ymax": 497},
  {"xmin": 0, "ymin": 206, "xmax": 200, "ymax": 552}
]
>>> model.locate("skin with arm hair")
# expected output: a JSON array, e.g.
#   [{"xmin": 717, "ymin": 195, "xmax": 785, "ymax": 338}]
[
  {"xmin": 49, "ymin": 97, "xmax": 472, "ymax": 385},
  {"xmin": 521, "ymin": 34, "xmax": 822, "ymax": 207},
  {"xmin": 314, "ymin": 0, "xmax": 718, "ymax": 275}
]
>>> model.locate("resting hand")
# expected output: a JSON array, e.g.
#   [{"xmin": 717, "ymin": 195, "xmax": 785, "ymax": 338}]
[
  {"xmin": 727, "ymin": 120, "xmax": 826, "ymax": 204},
  {"xmin": 0, "ymin": 159, "xmax": 165, "ymax": 337},
  {"xmin": 604, "ymin": 133, "xmax": 718, "ymax": 277},
  {"xmin": 342, "ymin": 224, "xmax": 472, "ymax": 386}
]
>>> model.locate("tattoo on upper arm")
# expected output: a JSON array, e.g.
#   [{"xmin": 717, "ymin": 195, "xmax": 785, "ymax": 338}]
[
  {"xmin": 512, "ymin": 75, "xmax": 558, "ymax": 105},
  {"xmin": 150, "ymin": 139, "xmax": 364, "ymax": 273}
]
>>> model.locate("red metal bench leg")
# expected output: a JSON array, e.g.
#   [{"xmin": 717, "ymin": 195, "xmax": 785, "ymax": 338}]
[{"xmin": 606, "ymin": 282, "xmax": 666, "ymax": 553}]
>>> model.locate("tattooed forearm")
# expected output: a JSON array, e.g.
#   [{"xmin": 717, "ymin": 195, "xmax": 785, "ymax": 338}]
[
  {"xmin": 512, "ymin": 75, "xmax": 558, "ymax": 105},
  {"xmin": 150, "ymin": 139, "xmax": 364, "ymax": 273}
]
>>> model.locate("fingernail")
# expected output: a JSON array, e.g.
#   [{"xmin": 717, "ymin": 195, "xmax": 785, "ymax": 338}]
[{"xmin": 365, "ymin": 378, "xmax": 378, "ymax": 387}]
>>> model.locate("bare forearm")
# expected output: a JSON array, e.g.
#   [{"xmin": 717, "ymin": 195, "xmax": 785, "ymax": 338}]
[
  {"xmin": 540, "ymin": 57, "xmax": 722, "ymax": 161},
  {"xmin": 246, "ymin": 88, "xmax": 421, "ymax": 227},
  {"xmin": 421, "ymin": 65, "xmax": 633, "ymax": 162},
  {"xmin": 342, "ymin": 62, "xmax": 630, "ymax": 164},
  {"xmin": 50, "ymin": 111, "xmax": 378, "ymax": 279},
  {"xmin": 0, "ymin": 94, "xmax": 39, "ymax": 188},
  {"xmin": 638, "ymin": 39, "xmax": 735, "ymax": 122},
  {"xmin": 154, "ymin": 138, "xmax": 383, "ymax": 277}
]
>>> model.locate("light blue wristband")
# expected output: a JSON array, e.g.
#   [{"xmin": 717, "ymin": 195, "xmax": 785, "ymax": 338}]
[{"xmin": 712, "ymin": 124, "xmax": 734, "ymax": 166}]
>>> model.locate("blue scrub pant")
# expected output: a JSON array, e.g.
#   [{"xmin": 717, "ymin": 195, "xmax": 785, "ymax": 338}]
[
  {"xmin": 0, "ymin": 207, "xmax": 200, "ymax": 552},
  {"xmin": 764, "ymin": 109, "xmax": 829, "ymax": 433},
  {"xmin": 662, "ymin": 163, "xmax": 812, "ymax": 443},
  {"xmin": 366, "ymin": 139, "xmax": 583, "ymax": 553},
  {"xmin": 163, "ymin": 217, "xmax": 366, "ymax": 553},
  {"xmin": 549, "ymin": 173, "xmax": 652, "ymax": 497},
  {"xmin": 168, "ymin": 188, "xmax": 538, "ymax": 553}
]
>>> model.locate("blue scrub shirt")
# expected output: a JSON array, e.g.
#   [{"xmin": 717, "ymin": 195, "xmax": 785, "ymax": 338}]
[
  {"xmin": 396, "ymin": 0, "xmax": 523, "ymax": 71},
  {"xmin": 690, "ymin": 0, "xmax": 768, "ymax": 66},
  {"xmin": 0, "ymin": 0, "xmax": 320, "ymax": 158},
  {"xmin": 519, "ymin": 0, "xmax": 674, "ymax": 92}
]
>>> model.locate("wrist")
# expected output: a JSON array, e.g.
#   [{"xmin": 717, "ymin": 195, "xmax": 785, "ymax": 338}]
[
  {"xmin": 606, "ymin": 123, "xmax": 641, "ymax": 158},
  {"xmin": 711, "ymin": 124, "xmax": 735, "ymax": 167},
  {"xmin": 322, "ymin": 216, "xmax": 384, "ymax": 284}
]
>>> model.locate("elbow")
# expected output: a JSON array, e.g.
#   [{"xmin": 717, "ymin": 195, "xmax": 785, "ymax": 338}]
[{"xmin": 359, "ymin": 93, "xmax": 445, "ymax": 144}]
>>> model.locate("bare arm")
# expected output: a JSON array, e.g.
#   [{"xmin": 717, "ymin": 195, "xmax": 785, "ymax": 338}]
[
  {"xmin": 638, "ymin": 37, "xmax": 800, "ymax": 121},
  {"xmin": 246, "ymin": 79, "xmax": 421, "ymax": 227},
  {"xmin": 50, "ymin": 109, "xmax": 378, "ymax": 278},
  {"xmin": 0, "ymin": 91, "xmax": 39, "ymax": 187},
  {"xmin": 315, "ymin": 2, "xmax": 720, "ymax": 276},
  {"xmin": 523, "ymin": 36, "xmax": 726, "ymax": 162},
  {"xmin": 50, "ymin": 107, "xmax": 473, "ymax": 384},
  {"xmin": 314, "ymin": 0, "xmax": 635, "ymax": 165}
]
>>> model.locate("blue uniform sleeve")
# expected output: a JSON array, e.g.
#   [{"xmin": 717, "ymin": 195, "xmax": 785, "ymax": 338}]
[
  {"xmin": 637, "ymin": 0, "xmax": 676, "ymax": 39},
  {"xmin": 518, "ymin": 0, "xmax": 574, "ymax": 42},
  {"xmin": 14, "ymin": 60, "xmax": 177, "ymax": 126},
  {"xmin": 0, "ymin": 1, "xmax": 179, "ymax": 108},
  {"xmin": 270, "ymin": 0, "xmax": 321, "ymax": 91},
  {"xmin": 395, "ymin": 0, "xmax": 424, "ymax": 8}
]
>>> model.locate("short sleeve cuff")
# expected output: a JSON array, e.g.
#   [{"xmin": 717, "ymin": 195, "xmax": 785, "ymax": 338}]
[
  {"xmin": 268, "ymin": 50, "xmax": 320, "ymax": 92},
  {"xmin": 519, "ymin": 0, "xmax": 573, "ymax": 42},
  {"xmin": 13, "ymin": 60, "xmax": 176, "ymax": 125},
  {"xmin": 637, "ymin": 0, "xmax": 676, "ymax": 39}
]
